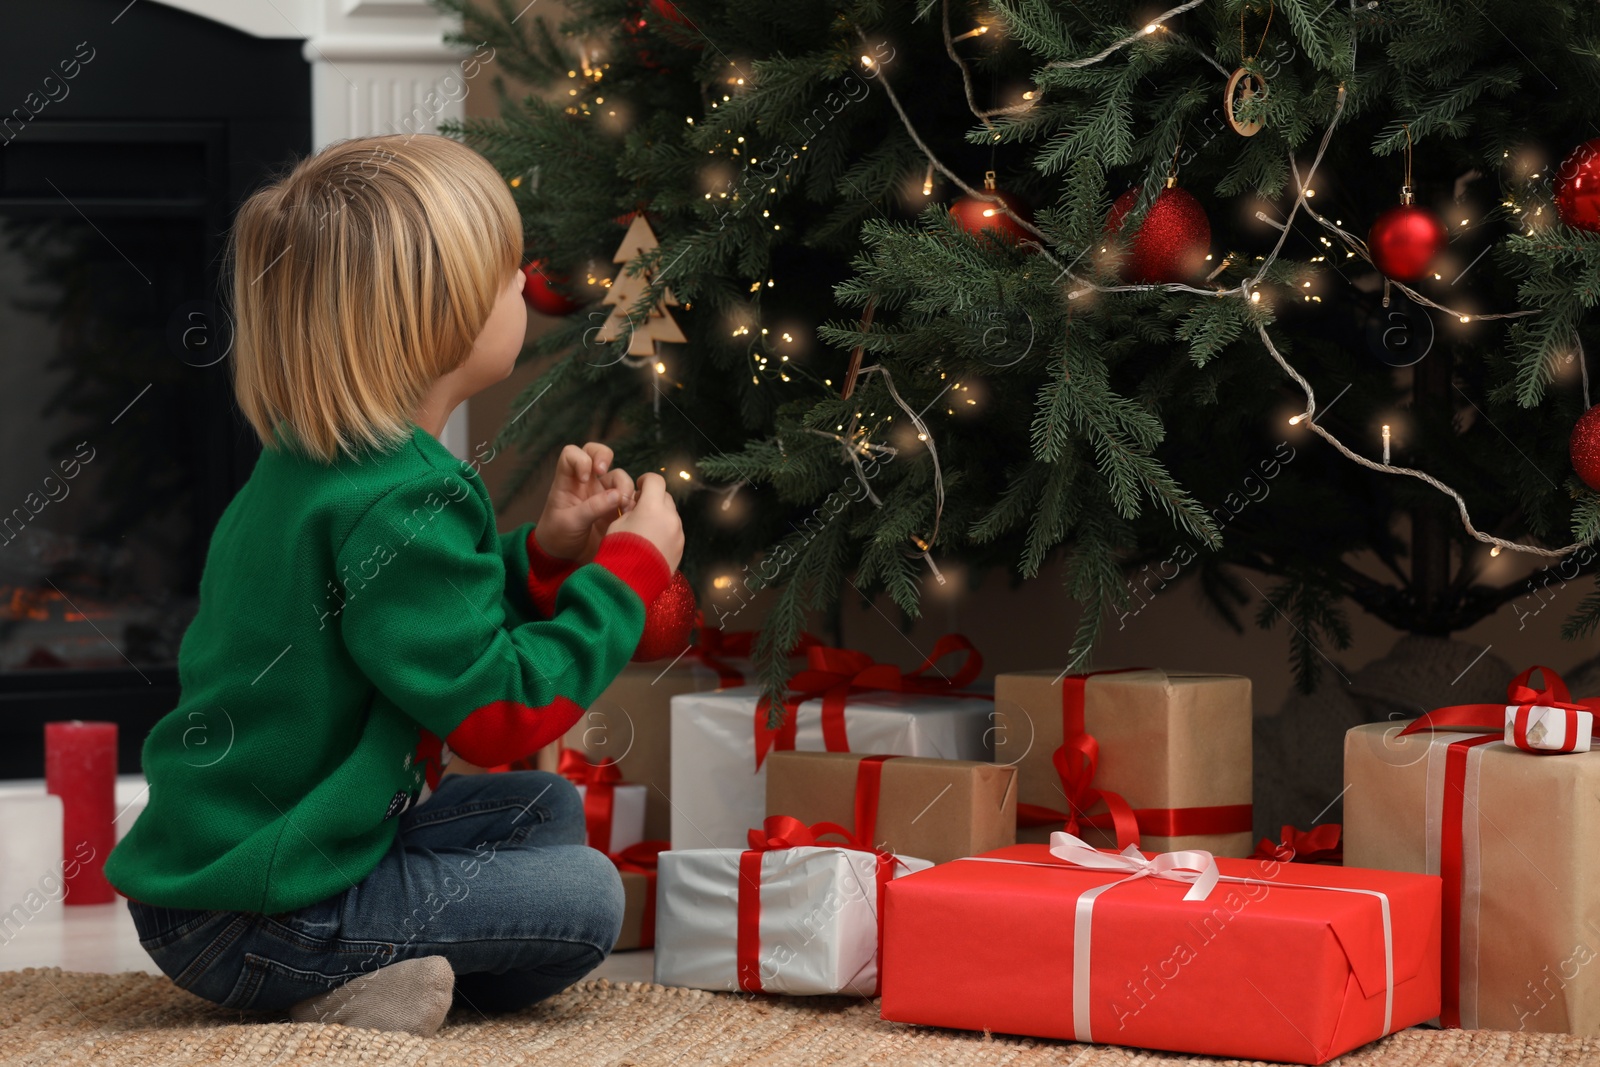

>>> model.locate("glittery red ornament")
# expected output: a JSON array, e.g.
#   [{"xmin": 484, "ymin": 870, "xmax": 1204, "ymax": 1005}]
[
  {"xmin": 949, "ymin": 173, "xmax": 1032, "ymax": 246},
  {"xmin": 1103, "ymin": 184, "xmax": 1212, "ymax": 284},
  {"xmin": 1572, "ymin": 404, "xmax": 1600, "ymax": 490},
  {"xmin": 1367, "ymin": 204, "xmax": 1447, "ymax": 283},
  {"xmin": 1555, "ymin": 138, "xmax": 1600, "ymax": 232},
  {"xmin": 522, "ymin": 260, "xmax": 582, "ymax": 316},
  {"xmin": 632, "ymin": 571, "xmax": 698, "ymax": 661},
  {"xmin": 650, "ymin": 0, "xmax": 690, "ymax": 26}
]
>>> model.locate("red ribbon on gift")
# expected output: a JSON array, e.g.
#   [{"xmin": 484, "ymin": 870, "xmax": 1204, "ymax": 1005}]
[
  {"xmin": 1508, "ymin": 705, "xmax": 1588, "ymax": 752},
  {"xmin": 1398, "ymin": 664, "xmax": 1600, "ymax": 740},
  {"xmin": 693, "ymin": 624, "xmax": 757, "ymax": 688},
  {"xmin": 750, "ymin": 634, "xmax": 989, "ymax": 769},
  {"xmin": 1014, "ymin": 669, "xmax": 1253, "ymax": 850},
  {"xmin": 736, "ymin": 815, "xmax": 903, "ymax": 994},
  {"xmin": 1395, "ymin": 664, "xmax": 1600, "ymax": 1028},
  {"xmin": 690, "ymin": 615, "xmax": 826, "ymax": 688},
  {"xmin": 1016, "ymin": 669, "xmax": 1145, "ymax": 849},
  {"xmin": 610, "ymin": 839, "xmax": 666, "ymax": 948},
  {"xmin": 418, "ymin": 730, "xmax": 447, "ymax": 790},
  {"xmin": 558, "ymin": 748, "xmax": 623, "ymax": 852},
  {"xmin": 1249, "ymin": 823, "xmax": 1343, "ymax": 864},
  {"xmin": 854, "ymin": 754, "xmax": 900, "ymax": 850}
]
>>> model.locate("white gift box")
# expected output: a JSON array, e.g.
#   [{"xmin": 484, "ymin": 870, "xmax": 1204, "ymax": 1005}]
[
  {"xmin": 653, "ymin": 844, "xmax": 933, "ymax": 995},
  {"xmin": 669, "ymin": 684, "xmax": 994, "ymax": 850},
  {"xmin": 1504, "ymin": 704, "xmax": 1594, "ymax": 753},
  {"xmin": 573, "ymin": 782, "xmax": 647, "ymax": 854}
]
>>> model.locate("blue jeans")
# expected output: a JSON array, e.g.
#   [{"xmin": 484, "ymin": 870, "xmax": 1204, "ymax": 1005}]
[{"xmin": 126, "ymin": 770, "xmax": 625, "ymax": 1017}]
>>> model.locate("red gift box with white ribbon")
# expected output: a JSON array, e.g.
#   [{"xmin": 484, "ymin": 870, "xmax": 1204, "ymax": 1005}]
[{"xmin": 880, "ymin": 835, "xmax": 1440, "ymax": 1064}]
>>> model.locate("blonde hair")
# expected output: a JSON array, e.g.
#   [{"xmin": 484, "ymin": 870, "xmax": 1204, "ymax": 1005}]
[{"xmin": 228, "ymin": 134, "xmax": 522, "ymax": 464}]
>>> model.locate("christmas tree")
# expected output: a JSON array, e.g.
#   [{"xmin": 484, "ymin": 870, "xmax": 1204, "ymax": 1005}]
[{"xmin": 438, "ymin": 0, "xmax": 1600, "ymax": 698}]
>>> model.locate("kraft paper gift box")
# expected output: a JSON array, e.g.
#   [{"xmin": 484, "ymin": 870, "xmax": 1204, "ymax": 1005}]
[
  {"xmin": 613, "ymin": 871, "xmax": 653, "ymax": 951},
  {"xmin": 560, "ymin": 661, "xmax": 736, "ymax": 843},
  {"xmin": 879, "ymin": 838, "xmax": 1441, "ymax": 1064},
  {"xmin": 765, "ymin": 751, "xmax": 1016, "ymax": 864},
  {"xmin": 670, "ymin": 683, "xmax": 994, "ymax": 851},
  {"xmin": 1345, "ymin": 665, "xmax": 1600, "ymax": 1034},
  {"xmin": 992, "ymin": 669, "xmax": 1253, "ymax": 857},
  {"xmin": 610, "ymin": 843, "xmax": 663, "ymax": 951},
  {"xmin": 653, "ymin": 823, "xmax": 934, "ymax": 995}
]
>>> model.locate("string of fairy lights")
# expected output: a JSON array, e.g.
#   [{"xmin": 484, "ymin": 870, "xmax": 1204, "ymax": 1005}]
[
  {"xmin": 551, "ymin": 0, "xmax": 1587, "ymax": 579},
  {"xmin": 868, "ymin": 0, "xmax": 1583, "ymax": 561}
]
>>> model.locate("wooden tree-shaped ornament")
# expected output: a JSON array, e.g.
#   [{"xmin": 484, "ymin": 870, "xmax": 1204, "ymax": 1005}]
[{"xmin": 596, "ymin": 214, "xmax": 686, "ymax": 359}]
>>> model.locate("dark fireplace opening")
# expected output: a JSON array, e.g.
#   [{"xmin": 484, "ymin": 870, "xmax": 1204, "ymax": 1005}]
[{"xmin": 0, "ymin": 0, "xmax": 311, "ymax": 778}]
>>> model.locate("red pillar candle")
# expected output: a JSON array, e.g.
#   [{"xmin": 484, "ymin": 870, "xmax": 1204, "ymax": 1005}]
[{"xmin": 44, "ymin": 720, "xmax": 118, "ymax": 904}]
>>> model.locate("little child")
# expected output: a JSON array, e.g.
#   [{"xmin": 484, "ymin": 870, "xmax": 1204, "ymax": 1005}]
[{"xmin": 103, "ymin": 133, "xmax": 684, "ymax": 1037}]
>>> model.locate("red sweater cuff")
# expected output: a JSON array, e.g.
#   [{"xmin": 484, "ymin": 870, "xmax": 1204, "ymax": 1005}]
[
  {"xmin": 593, "ymin": 532, "xmax": 672, "ymax": 608},
  {"xmin": 526, "ymin": 528, "xmax": 581, "ymax": 618}
]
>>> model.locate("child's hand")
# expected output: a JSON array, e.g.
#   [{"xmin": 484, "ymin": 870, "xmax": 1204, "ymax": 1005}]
[
  {"xmin": 534, "ymin": 443, "xmax": 637, "ymax": 562},
  {"xmin": 610, "ymin": 472, "xmax": 684, "ymax": 571}
]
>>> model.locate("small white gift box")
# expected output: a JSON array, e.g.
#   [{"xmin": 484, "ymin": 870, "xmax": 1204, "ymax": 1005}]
[
  {"xmin": 669, "ymin": 684, "xmax": 993, "ymax": 850},
  {"xmin": 653, "ymin": 840, "xmax": 932, "ymax": 995},
  {"xmin": 573, "ymin": 782, "xmax": 646, "ymax": 854},
  {"xmin": 1504, "ymin": 704, "xmax": 1593, "ymax": 754}
]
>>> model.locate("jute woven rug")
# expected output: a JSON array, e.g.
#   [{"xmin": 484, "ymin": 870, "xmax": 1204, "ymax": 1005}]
[{"xmin": 3, "ymin": 967, "xmax": 1597, "ymax": 1066}]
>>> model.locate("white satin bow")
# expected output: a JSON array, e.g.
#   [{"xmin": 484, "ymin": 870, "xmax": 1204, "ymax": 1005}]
[{"xmin": 1047, "ymin": 831, "xmax": 1221, "ymax": 901}]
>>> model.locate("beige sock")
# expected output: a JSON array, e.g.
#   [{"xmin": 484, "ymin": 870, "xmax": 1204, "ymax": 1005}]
[{"xmin": 288, "ymin": 955, "xmax": 455, "ymax": 1036}]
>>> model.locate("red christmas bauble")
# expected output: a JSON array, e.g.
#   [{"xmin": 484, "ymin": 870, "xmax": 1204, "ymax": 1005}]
[
  {"xmin": 632, "ymin": 571, "xmax": 698, "ymax": 661},
  {"xmin": 1103, "ymin": 185, "xmax": 1212, "ymax": 284},
  {"xmin": 642, "ymin": 0, "xmax": 703, "ymax": 52},
  {"xmin": 1367, "ymin": 204, "xmax": 1447, "ymax": 283},
  {"xmin": 949, "ymin": 185, "xmax": 1033, "ymax": 245},
  {"xmin": 522, "ymin": 260, "xmax": 582, "ymax": 316},
  {"xmin": 650, "ymin": 0, "xmax": 690, "ymax": 26},
  {"xmin": 620, "ymin": 12, "xmax": 664, "ymax": 70},
  {"xmin": 1572, "ymin": 404, "xmax": 1600, "ymax": 490},
  {"xmin": 1555, "ymin": 138, "xmax": 1600, "ymax": 232}
]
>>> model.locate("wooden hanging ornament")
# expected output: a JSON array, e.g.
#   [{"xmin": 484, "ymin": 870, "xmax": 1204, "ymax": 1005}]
[
  {"xmin": 596, "ymin": 214, "xmax": 687, "ymax": 360},
  {"xmin": 839, "ymin": 296, "xmax": 877, "ymax": 400},
  {"xmin": 1225, "ymin": 0, "xmax": 1273, "ymax": 137}
]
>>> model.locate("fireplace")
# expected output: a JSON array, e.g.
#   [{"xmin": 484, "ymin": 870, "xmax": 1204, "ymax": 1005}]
[
  {"xmin": 0, "ymin": 0, "xmax": 310, "ymax": 778},
  {"xmin": 1, "ymin": 0, "xmax": 474, "ymax": 779}
]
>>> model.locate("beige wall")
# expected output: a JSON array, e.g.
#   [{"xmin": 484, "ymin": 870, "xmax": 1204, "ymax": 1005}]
[{"xmin": 460, "ymin": 49, "xmax": 1599, "ymax": 716}]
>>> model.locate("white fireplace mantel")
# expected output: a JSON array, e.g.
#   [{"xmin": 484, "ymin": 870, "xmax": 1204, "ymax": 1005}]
[{"xmin": 154, "ymin": 0, "xmax": 479, "ymax": 458}]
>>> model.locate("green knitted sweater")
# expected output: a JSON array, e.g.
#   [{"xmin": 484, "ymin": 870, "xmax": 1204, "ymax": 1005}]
[{"xmin": 103, "ymin": 421, "xmax": 668, "ymax": 914}]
